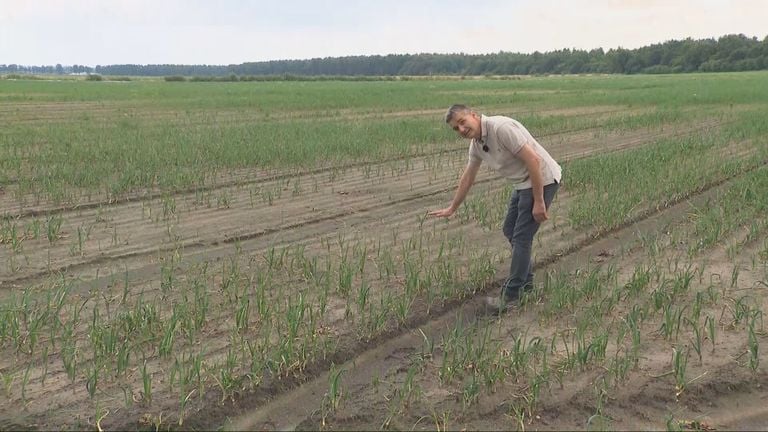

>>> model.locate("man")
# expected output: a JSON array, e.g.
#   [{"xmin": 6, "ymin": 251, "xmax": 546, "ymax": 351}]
[{"xmin": 428, "ymin": 104, "xmax": 561, "ymax": 312}]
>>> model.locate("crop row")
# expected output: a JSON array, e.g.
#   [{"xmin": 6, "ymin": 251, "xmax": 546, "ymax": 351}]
[{"xmin": 2, "ymin": 123, "xmax": 768, "ymax": 428}]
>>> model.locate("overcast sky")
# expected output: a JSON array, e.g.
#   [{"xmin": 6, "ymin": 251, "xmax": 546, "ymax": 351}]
[{"xmin": 1, "ymin": 0, "xmax": 767, "ymax": 66}]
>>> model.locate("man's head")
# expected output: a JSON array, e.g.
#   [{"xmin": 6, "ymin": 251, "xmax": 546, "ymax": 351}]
[{"xmin": 445, "ymin": 104, "xmax": 482, "ymax": 140}]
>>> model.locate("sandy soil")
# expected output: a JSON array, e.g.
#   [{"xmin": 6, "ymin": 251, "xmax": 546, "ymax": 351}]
[{"xmin": 0, "ymin": 108, "xmax": 766, "ymax": 431}]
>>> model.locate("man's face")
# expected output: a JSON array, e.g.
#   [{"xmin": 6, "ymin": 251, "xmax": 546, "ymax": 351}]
[{"xmin": 448, "ymin": 112, "xmax": 481, "ymax": 140}]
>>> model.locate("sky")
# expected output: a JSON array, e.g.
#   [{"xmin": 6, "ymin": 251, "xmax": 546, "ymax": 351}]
[{"xmin": 1, "ymin": 0, "xmax": 767, "ymax": 66}]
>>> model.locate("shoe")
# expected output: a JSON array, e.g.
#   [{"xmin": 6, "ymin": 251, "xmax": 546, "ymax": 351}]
[
  {"xmin": 484, "ymin": 294, "xmax": 513, "ymax": 315},
  {"xmin": 506, "ymin": 283, "xmax": 535, "ymax": 303}
]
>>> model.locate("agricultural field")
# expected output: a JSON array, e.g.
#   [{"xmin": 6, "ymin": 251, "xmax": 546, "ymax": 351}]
[{"xmin": 0, "ymin": 71, "xmax": 767, "ymax": 430}]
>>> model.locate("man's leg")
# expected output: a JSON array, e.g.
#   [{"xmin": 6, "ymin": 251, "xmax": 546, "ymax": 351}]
[
  {"xmin": 503, "ymin": 182, "xmax": 559, "ymax": 301},
  {"xmin": 501, "ymin": 190, "xmax": 527, "ymax": 296},
  {"xmin": 502, "ymin": 189, "xmax": 519, "ymax": 245}
]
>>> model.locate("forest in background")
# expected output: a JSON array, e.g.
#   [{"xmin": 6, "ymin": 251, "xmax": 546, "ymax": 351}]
[{"xmin": 2, "ymin": 33, "xmax": 767, "ymax": 78}]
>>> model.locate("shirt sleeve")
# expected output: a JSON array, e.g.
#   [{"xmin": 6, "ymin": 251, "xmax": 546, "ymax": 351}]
[{"xmin": 496, "ymin": 123, "xmax": 526, "ymax": 155}]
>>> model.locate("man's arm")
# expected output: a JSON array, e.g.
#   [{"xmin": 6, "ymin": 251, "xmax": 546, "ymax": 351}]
[
  {"xmin": 516, "ymin": 144, "xmax": 548, "ymax": 223},
  {"xmin": 428, "ymin": 161, "xmax": 481, "ymax": 218}
]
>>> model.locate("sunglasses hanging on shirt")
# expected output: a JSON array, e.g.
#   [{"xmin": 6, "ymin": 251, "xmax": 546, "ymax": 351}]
[{"xmin": 482, "ymin": 144, "xmax": 489, "ymax": 152}]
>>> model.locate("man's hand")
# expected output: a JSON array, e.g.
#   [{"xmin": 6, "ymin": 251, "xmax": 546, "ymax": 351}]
[
  {"xmin": 532, "ymin": 201, "xmax": 548, "ymax": 223},
  {"xmin": 428, "ymin": 207, "xmax": 455, "ymax": 218}
]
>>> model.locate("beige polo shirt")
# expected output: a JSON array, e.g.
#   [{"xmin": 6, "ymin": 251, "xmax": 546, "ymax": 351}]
[{"xmin": 469, "ymin": 115, "xmax": 562, "ymax": 190}]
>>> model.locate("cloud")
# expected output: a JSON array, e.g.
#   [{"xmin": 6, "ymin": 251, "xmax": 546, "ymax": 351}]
[
  {"xmin": 1, "ymin": 0, "xmax": 766, "ymax": 65},
  {"xmin": 508, "ymin": 0, "xmax": 767, "ymax": 51}
]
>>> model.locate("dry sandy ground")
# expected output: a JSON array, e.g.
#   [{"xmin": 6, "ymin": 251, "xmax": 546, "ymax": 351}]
[{"xmin": 1, "ymin": 108, "xmax": 765, "ymax": 430}]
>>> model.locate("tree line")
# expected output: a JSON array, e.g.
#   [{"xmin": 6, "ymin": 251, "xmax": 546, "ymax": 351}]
[{"xmin": 3, "ymin": 34, "xmax": 767, "ymax": 78}]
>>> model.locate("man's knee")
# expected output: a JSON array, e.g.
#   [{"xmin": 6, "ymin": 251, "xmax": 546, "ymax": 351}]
[
  {"xmin": 512, "ymin": 220, "xmax": 539, "ymax": 245},
  {"xmin": 511, "ymin": 234, "xmax": 533, "ymax": 251}
]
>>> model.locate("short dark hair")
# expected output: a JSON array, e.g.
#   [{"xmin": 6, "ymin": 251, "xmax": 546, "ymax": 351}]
[{"xmin": 444, "ymin": 104, "xmax": 472, "ymax": 123}]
